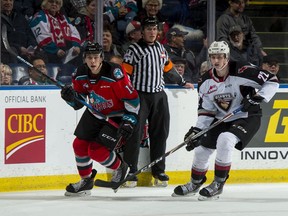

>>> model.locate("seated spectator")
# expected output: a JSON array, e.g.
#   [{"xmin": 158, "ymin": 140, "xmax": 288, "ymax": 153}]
[
  {"xmin": 216, "ymin": 0, "xmax": 266, "ymax": 56},
  {"xmin": 228, "ymin": 25, "xmax": 262, "ymax": 66},
  {"xmin": 18, "ymin": 56, "xmax": 50, "ymax": 85},
  {"xmin": 103, "ymin": 23, "xmax": 124, "ymax": 61},
  {"xmin": 1, "ymin": 0, "xmax": 38, "ymax": 64},
  {"xmin": 1, "ymin": 63, "xmax": 13, "ymax": 85},
  {"xmin": 104, "ymin": 0, "xmax": 138, "ymax": 41},
  {"xmin": 164, "ymin": 57, "xmax": 186, "ymax": 84},
  {"xmin": 164, "ymin": 26, "xmax": 207, "ymax": 83},
  {"xmin": 73, "ymin": 0, "xmax": 97, "ymax": 45},
  {"xmin": 29, "ymin": 0, "xmax": 81, "ymax": 65},
  {"xmin": 200, "ymin": 60, "xmax": 209, "ymax": 76},
  {"xmin": 70, "ymin": 0, "xmax": 86, "ymax": 14},
  {"xmin": 122, "ymin": 20, "xmax": 142, "ymax": 52},
  {"xmin": 109, "ymin": 54, "xmax": 123, "ymax": 65},
  {"xmin": 262, "ymin": 55, "xmax": 284, "ymax": 83},
  {"xmin": 135, "ymin": 0, "xmax": 169, "ymax": 44}
]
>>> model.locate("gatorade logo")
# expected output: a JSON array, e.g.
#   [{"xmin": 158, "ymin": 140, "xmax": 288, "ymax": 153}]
[
  {"xmin": 265, "ymin": 100, "xmax": 288, "ymax": 143},
  {"xmin": 5, "ymin": 108, "xmax": 46, "ymax": 164}
]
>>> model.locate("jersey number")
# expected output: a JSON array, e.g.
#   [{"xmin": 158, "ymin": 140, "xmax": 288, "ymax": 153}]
[{"xmin": 258, "ymin": 71, "xmax": 269, "ymax": 82}]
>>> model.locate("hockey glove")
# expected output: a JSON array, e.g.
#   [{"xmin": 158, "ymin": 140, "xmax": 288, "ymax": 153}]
[
  {"xmin": 117, "ymin": 120, "xmax": 134, "ymax": 140},
  {"xmin": 241, "ymin": 93, "xmax": 264, "ymax": 112},
  {"xmin": 184, "ymin": 126, "xmax": 202, "ymax": 151},
  {"xmin": 61, "ymin": 85, "xmax": 76, "ymax": 103}
]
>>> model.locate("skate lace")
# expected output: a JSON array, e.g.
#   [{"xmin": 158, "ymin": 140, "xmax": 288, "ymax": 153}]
[
  {"xmin": 183, "ymin": 182, "xmax": 198, "ymax": 192},
  {"xmin": 111, "ymin": 166, "xmax": 123, "ymax": 182},
  {"xmin": 71, "ymin": 179, "xmax": 86, "ymax": 191},
  {"xmin": 206, "ymin": 181, "xmax": 221, "ymax": 194}
]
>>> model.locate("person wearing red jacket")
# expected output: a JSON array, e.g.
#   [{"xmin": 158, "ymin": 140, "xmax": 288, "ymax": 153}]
[{"xmin": 60, "ymin": 42, "xmax": 140, "ymax": 196}]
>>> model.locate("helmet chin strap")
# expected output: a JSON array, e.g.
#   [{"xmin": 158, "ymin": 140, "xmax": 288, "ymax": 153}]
[{"xmin": 214, "ymin": 59, "xmax": 229, "ymax": 74}]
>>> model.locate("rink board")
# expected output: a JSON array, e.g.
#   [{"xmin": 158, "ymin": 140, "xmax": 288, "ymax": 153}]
[{"xmin": 0, "ymin": 85, "xmax": 287, "ymax": 192}]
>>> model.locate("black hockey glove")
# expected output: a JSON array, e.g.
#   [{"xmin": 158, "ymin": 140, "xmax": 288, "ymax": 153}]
[
  {"xmin": 61, "ymin": 85, "xmax": 75, "ymax": 103},
  {"xmin": 117, "ymin": 120, "xmax": 134, "ymax": 140},
  {"xmin": 184, "ymin": 127, "xmax": 202, "ymax": 151},
  {"xmin": 241, "ymin": 94, "xmax": 264, "ymax": 112}
]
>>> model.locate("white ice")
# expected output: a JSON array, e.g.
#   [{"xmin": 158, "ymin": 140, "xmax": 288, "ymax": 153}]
[{"xmin": 1, "ymin": 184, "xmax": 288, "ymax": 216}]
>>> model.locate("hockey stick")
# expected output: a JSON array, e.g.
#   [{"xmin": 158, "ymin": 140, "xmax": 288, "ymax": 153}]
[
  {"xmin": 1, "ymin": 24, "xmax": 118, "ymax": 128},
  {"xmin": 94, "ymin": 106, "xmax": 243, "ymax": 192}
]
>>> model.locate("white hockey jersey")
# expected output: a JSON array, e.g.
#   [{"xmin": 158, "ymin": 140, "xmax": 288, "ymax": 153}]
[{"xmin": 196, "ymin": 61, "xmax": 279, "ymax": 129}]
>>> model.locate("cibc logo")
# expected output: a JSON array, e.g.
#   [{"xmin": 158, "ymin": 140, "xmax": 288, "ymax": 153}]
[{"xmin": 5, "ymin": 108, "xmax": 46, "ymax": 164}]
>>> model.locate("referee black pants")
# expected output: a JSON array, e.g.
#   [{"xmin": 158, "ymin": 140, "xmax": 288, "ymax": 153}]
[{"xmin": 123, "ymin": 90, "xmax": 170, "ymax": 175}]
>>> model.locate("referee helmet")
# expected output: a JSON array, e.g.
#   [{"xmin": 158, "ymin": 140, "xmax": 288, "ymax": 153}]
[{"xmin": 141, "ymin": 17, "xmax": 159, "ymax": 29}]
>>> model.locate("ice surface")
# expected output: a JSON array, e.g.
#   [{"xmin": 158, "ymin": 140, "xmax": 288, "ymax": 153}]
[{"xmin": 1, "ymin": 184, "xmax": 288, "ymax": 216}]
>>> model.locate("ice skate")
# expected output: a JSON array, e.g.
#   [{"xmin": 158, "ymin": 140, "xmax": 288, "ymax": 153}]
[
  {"xmin": 65, "ymin": 169, "xmax": 97, "ymax": 197},
  {"xmin": 153, "ymin": 173, "xmax": 169, "ymax": 187},
  {"xmin": 122, "ymin": 174, "xmax": 138, "ymax": 188},
  {"xmin": 172, "ymin": 176, "xmax": 207, "ymax": 197},
  {"xmin": 198, "ymin": 178, "xmax": 227, "ymax": 201},
  {"xmin": 111, "ymin": 161, "xmax": 130, "ymax": 192}
]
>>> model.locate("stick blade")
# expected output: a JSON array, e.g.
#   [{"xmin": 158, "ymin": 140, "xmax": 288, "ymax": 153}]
[{"xmin": 94, "ymin": 179, "xmax": 121, "ymax": 190}]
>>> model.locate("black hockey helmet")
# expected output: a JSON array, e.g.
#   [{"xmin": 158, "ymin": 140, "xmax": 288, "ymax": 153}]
[
  {"xmin": 141, "ymin": 17, "xmax": 159, "ymax": 29},
  {"xmin": 84, "ymin": 41, "xmax": 104, "ymax": 58}
]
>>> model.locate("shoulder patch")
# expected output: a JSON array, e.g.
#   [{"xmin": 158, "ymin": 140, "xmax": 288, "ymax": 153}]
[
  {"xmin": 113, "ymin": 68, "xmax": 124, "ymax": 80},
  {"xmin": 74, "ymin": 17, "xmax": 81, "ymax": 25}
]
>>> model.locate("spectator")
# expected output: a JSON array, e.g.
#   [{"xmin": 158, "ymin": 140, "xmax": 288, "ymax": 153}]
[
  {"xmin": 135, "ymin": 0, "xmax": 169, "ymax": 44},
  {"xmin": 109, "ymin": 54, "xmax": 123, "ymax": 65},
  {"xmin": 122, "ymin": 20, "xmax": 142, "ymax": 52},
  {"xmin": 200, "ymin": 60, "xmax": 209, "ymax": 76},
  {"xmin": 1, "ymin": 63, "xmax": 13, "ymax": 85},
  {"xmin": 164, "ymin": 57, "xmax": 186, "ymax": 84},
  {"xmin": 262, "ymin": 55, "xmax": 284, "ymax": 83},
  {"xmin": 70, "ymin": 0, "xmax": 86, "ymax": 14},
  {"xmin": 228, "ymin": 25, "xmax": 262, "ymax": 66},
  {"xmin": 18, "ymin": 56, "xmax": 49, "ymax": 85},
  {"xmin": 104, "ymin": 0, "xmax": 138, "ymax": 41},
  {"xmin": 164, "ymin": 27, "xmax": 207, "ymax": 83},
  {"xmin": 122, "ymin": 17, "xmax": 194, "ymax": 187},
  {"xmin": 73, "ymin": 0, "xmax": 97, "ymax": 45},
  {"xmin": 1, "ymin": 0, "xmax": 38, "ymax": 64},
  {"xmin": 102, "ymin": 23, "xmax": 125, "ymax": 61},
  {"xmin": 216, "ymin": 0, "xmax": 266, "ymax": 56},
  {"xmin": 29, "ymin": 0, "xmax": 81, "ymax": 65}
]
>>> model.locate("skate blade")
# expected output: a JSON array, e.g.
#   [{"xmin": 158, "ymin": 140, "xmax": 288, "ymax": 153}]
[
  {"xmin": 123, "ymin": 181, "xmax": 137, "ymax": 188},
  {"xmin": 153, "ymin": 179, "xmax": 168, "ymax": 187},
  {"xmin": 64, "ymin": 190, "xmax": 91, "ymax": 197},
  {"xmin": 198, "ymin": 194, "xmax": 220, "ymax": 201},
  {"xmin": 171, "ymin": 192, "xmax": 197, "ymax": 197}
]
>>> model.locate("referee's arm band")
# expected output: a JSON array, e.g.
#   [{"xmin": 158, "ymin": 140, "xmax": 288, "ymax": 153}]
[
  {"xmin": 163, "ymin": 59, "xmax": 173, "ymax": 72},
  {"xmin": 122, "ymin": 63, "xmax": 134, "ymax": 75}
]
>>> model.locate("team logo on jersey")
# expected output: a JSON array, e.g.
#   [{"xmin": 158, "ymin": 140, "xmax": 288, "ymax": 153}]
[
  {"xmin": 89, "ymin": 91, "xmax": 113, "ymax": 112},
  {"xmin": 214, "ymin": 93, "xmax": 234, "ymax": 111},
  {"xmin": 207, "ymin": 85, "xmax": 217, "ymax": 94},
  {"xmin": 113, "ymin": 68, "xmax": 124, "ymax": 79}
]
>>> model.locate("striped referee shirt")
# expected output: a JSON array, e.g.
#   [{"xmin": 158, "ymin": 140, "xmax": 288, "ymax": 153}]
[{"xmin": 123, "ymin": 39, "xmax": 174, "ymax": 93}]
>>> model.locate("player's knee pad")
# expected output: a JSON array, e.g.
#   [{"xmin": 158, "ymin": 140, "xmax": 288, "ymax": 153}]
[
  {"xmin": 217, "ymin": 132, "xmax": 239, "ymax": 152},
  {"xmin": 73, "ymin": 137, "xmax": 90, "ymax": 156},
  {"xmin": 88, "ymin": 142, "xmax": 111, "ymax": 162}
]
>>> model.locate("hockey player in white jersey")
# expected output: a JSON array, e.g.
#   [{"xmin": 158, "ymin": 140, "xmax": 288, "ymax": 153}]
[{"xmin": 172, "ymin": 41, "xmax": 279, "ymax": 200}]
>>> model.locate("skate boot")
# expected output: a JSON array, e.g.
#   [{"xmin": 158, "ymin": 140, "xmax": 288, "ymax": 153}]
[
  {"xmin": 198, "ymin": 176, "xmax": 229, "ymax": 201},
  {"xmin": 111, "ymin": 161, "xmax": 130, "ymax": 183},
  {"xmin": 153, "ymin": 173, "xmax": 169, "ymax": 187},
  {"xmin": 123, "ymin": 173, "xmax": 138, "ymax": 188},
  {"xmin": 172, "ymin": 176, "xmax": 207, "ymax": 197},
  {"xmin": 65, "ymin": 169, "xmax": 97, "ymax": 197}
]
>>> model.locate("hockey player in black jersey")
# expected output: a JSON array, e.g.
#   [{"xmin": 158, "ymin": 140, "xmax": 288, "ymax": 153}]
[{"xmin": 172, "ymin": 41, "xmax": 279, "ymax": 200}]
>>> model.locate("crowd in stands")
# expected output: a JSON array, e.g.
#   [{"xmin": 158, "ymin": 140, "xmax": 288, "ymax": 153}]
[{"xmin": 0, "ymin": 0, "xmax": 285, "ymax": 86}]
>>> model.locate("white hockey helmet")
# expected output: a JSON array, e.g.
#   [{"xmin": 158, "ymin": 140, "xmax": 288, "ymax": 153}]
[{"xmin": 208, "ymin": 41, "xmax": 230, "ymax": 59}]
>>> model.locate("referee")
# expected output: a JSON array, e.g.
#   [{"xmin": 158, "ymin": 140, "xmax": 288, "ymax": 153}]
[{"xmin": 122, "ymin": 17, "xmax": 194, "ymax": 187}]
